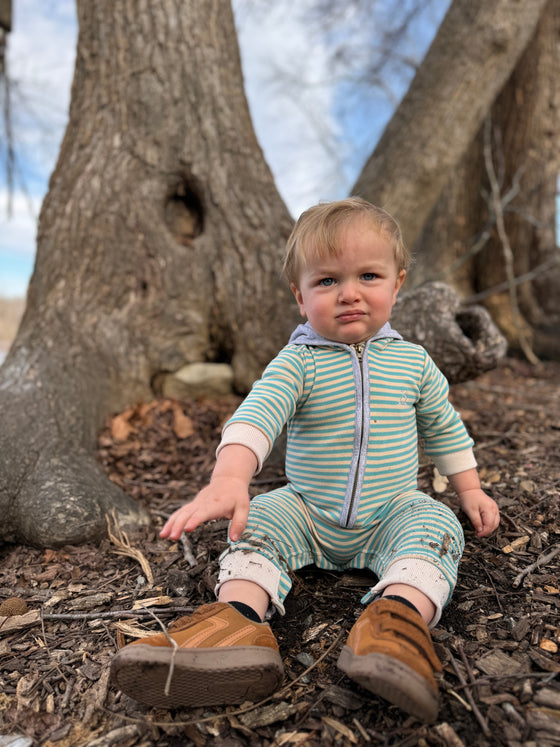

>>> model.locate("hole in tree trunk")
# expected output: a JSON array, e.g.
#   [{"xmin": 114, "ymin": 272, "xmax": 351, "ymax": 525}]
[{"xmin": 165, "ymin": 180, "xmax": 204, "ymax": 246}]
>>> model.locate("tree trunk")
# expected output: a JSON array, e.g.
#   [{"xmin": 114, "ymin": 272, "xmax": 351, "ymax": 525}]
[
  {"xmin": 0, "ymin": 0, "xmax": 508, "ymax": 548},
  {"xmin": 0, "ymin": 0, "xmax": 295, "ymax": 547},
  {"xmin": 409, "ymin": 0, "xmax": 560, "ymax": 359},
  {"xmin": 352, "ymin": 0, "xmax": 549, "ymax": 252},
  {"xmin": 475, "ymin": 0, "xmax": 560, "ymax": 358}
]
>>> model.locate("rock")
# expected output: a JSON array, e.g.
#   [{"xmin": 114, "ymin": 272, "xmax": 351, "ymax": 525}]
[
  {"xmin": 392, "ymin": 282, "xmax": 507, "ymax": 383},
  {"xmin": 154, "ymin": 362, "xmax": 234, "ymax": 399}
]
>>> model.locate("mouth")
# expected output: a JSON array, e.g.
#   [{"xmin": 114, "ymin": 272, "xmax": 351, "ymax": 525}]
[{"xmin": 336, "ymin": 310, "xmax": 365, "ymax": 323}]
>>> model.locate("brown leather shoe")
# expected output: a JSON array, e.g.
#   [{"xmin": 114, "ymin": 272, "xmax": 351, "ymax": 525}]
[
  {"xmin": 111, "ymin": 602, "xmax": 284, "ymax": 708},
  {"xmin": 337, "ymin": 598, "xmax": 442, "ymax": 722}
]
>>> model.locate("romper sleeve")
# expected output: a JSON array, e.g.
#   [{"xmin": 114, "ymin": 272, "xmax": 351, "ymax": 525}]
[
  {"xmin": 415, "ymin": 352, "xmax": 477, "ymax": 476},
  {"xmin": 215, "ymin": 346, "xmax": 307, "ymax": 472}
]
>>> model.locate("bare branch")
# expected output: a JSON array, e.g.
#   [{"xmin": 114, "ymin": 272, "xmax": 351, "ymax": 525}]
[
  {"xmin": 483, "ymin": 117, "xmax": 539, "ymax": 365},
  {"xmin": 462, "ymin": 254, "xmax": 560, "ymax": 305}
]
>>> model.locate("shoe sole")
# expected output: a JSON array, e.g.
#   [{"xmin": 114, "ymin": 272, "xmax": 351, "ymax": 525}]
[
  {"xmin": 337, "ymin": 646, "xmax": 439, "ymax": 723},
  {"xmin": 111, "ymin": 644, "xmax": 284, "ymax": 708}
]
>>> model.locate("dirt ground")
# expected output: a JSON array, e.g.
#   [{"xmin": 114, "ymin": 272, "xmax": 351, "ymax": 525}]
[{"xmin": 0, "ymin": 357, "xmax": 559, "ymax": 746}]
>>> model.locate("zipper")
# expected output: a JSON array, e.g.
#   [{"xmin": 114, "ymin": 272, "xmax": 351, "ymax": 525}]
[{"xmin": 340, "ymin": 342, "xmax": 369, "ymax": 527}]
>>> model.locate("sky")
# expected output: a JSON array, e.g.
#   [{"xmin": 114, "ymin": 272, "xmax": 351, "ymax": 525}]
[{"xmin": 0, "ymin": 0, "xmax": 450, "ymax": 299}]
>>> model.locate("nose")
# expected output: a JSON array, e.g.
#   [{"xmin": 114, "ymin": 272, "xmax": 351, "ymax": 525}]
[{"xmin": 338, "ymin": 279, "xmax": 360, "ymax": 303}]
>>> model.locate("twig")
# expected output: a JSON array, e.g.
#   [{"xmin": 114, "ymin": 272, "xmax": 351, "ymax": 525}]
[
  {"xmin": 512, "ymin": 543, "xmax": 560, "ymax": 588},
  {"xmin": 106, "ymin": 510, "xmax": 154, "ymax": 587},
  {"xmin": 483, "ymin": 117, "xmax": 539, "ymax": 365},
  {"xmin": 463, "ymin": 255, "xmax": 560, "ymax": 304},
  {"xmin": 42, "ymin": 606, "xmax": 195, "ymax": 621},
  {"xmin": 40, "ymin": 612, "xmax": 71, "ymax": 686},
  {"xmin": 180, "ymin": 535, "xmax": 197, "ymax": 567},
  {"xmin": 472, "ymin": 557, "xmax": 504, "ymax": 614},
  {"xmin": 449, "ymin": 652, "xmax": 491, "ymax": 738}
]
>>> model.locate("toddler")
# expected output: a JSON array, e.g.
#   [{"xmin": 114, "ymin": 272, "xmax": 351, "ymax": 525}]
[{"xmin": 111, "ymin": 197, "xmax": 500, "ymax": 722}]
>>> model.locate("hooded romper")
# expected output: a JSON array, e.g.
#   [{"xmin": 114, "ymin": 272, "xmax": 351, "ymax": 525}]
[{"xmin": 215, "ymin": 322, "xmax": 476, "ymax": 625}]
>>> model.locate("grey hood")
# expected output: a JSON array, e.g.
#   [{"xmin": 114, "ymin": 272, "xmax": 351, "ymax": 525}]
[{"xmin": 289, "ymin": 320, "xmax": 402, "ymax": 347}]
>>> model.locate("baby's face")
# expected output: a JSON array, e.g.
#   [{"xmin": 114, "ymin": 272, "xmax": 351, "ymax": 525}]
[{"xmin": 291, "ymin": 216, "xmax": 405, "ymax": 345}]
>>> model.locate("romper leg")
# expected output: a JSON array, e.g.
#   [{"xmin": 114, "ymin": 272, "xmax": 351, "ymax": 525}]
[
  {"xmin": 359, "ymin": 491, "xmax": 465, "ymax": 626},
  {"xmin": 215, "ymin": 486, "xmax": 322, "ymax": 616}
]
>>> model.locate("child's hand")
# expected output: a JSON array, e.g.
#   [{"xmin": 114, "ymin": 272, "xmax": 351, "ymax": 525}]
[
  {"xmin": 160, "ymin": 443, "xmax": 257, "ymax": 542},
  {"xmin": 459, "ymin": 489, "xmax": 500, "ymax": 538},
  {"xmin": 160, "ymin": 476, "xmax": 251, "ymax": 542}
]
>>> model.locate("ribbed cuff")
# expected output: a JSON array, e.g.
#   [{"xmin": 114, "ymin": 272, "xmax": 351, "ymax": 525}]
[
  {"xmin": 216, "ymin": 423, "xmax": 271, "ymax": 473},
  {"xmin": 361, "ymin": 557, "xmax": 452, "ymax": 628},
  {"xmin": 432, "ymin": 447, "xmax": 477, "ymax": 477}
]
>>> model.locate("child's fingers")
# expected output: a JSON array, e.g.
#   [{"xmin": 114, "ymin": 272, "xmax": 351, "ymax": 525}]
[
  {"xmin": 160, "ymin": 505, "xmax": 196, "ymax": 540},
  {"xmin": 476, "ymin": 507, "xmax": 500, "ymax": 537},
  {"xmin": 228, "ymin": 501, "xmax": 250, "ymax": 542}
]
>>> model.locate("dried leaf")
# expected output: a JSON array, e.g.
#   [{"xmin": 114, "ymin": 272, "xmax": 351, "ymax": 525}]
[
  {"xmin": 502, "ymin": 535, "xmax": 530, "ymax": 554},
  {"xmin": 172, "ymin": 404, "xmax": 194, "ymax": 439},
  {"xmin": 275, "ymin": 732, "xmax": 312, "ymax": 746},
  {"xmin": 106, "ymin": 510, "xmax": 154, "ymax": 586},
  {"xmin": 111, "ymin": 412, "xmax": 134, "ymax": 442},
  {"xmin": 239, "ymin": 702, "xmax": 300, "ymax": 728},
  {"xmin": 17, "ymin": 673, "xmax": 40, "ymax": 710}
]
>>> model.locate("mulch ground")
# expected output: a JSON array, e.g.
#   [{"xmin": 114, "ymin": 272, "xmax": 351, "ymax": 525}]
[{"xmin": 0, "ymin": 357, "xmax": 559, "ymax": 746}]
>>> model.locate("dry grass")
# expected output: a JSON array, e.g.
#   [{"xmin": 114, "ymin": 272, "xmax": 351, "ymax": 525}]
[{"xmin": 0, "ymin": 296, "xmax": 25, "ymax": 348}]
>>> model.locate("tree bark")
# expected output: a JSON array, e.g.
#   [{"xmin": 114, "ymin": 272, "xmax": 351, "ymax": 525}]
[
  {"xmin": 0, "ymin": 0, "xmax": 295, "ymax": 547},
  {"xmin": 352, "ymin": 0, "xmax": 549, "ymax": 251}
]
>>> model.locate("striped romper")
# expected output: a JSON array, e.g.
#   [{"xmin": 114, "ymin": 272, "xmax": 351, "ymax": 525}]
[{"xmin": 216, "ymin": 321, "xmax": 476, "ymax": 626}]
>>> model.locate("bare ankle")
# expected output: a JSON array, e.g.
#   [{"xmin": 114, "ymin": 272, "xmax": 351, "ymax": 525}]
[
  {"xmin": 382, "ymin": 584, "xmax": 436, "ymax": 625},
  {"xmin": 218, "ymin": 579, "xmax": 270, "ymax": 620}
]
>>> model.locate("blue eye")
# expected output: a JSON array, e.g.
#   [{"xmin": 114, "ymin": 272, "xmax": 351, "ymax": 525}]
[
  {"xmin": 319, "ymin": 277, "xmax": 335, "ymax": 287},
  {"xmin": 362, "ymin": 272, "xmax": 377, "ymax": 281}
]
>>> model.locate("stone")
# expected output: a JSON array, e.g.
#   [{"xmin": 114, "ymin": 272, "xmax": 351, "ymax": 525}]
[{"xmin": 155, "ymin": 362, "xmax": 234, "ymax": 399}]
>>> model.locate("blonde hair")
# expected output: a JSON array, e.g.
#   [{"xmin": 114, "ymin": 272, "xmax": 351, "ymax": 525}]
[{"xmin": 283, "ymin": 197, "xmax": 411, "ymax": 286}]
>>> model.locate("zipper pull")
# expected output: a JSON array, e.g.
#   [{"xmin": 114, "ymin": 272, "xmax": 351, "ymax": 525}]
[{"xmin": 352, "ymin": 342, "xmax": 366, "ymax": 361}]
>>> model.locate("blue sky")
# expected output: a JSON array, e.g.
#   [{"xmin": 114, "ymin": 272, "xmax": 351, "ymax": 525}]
[{"xmin": 0, "ymin": 1, "xmax": 450, "ymax": 299}]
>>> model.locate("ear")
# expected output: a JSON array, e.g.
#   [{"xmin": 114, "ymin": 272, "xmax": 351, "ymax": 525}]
[
  {"xmin": 392, "ymin": 270, "xmax": 406, "ymax": 305},
  {"xmin": 290, "ymin": 283, "xmax": 306, "ymax": 317}
]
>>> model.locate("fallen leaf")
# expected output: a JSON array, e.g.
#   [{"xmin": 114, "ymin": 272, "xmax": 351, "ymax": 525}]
[
  {"xmin": 111, "ymin": 412, "xmax": 134, "ymax": 442},
  {"xmin": 172, "ymin": 404, "xmax": 194, "ymax": 439}
]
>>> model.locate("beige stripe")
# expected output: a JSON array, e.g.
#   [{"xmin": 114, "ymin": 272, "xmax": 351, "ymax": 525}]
[{"xmin": 179, "ymin": 616, "xmax": 228, "ymax": 648}]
